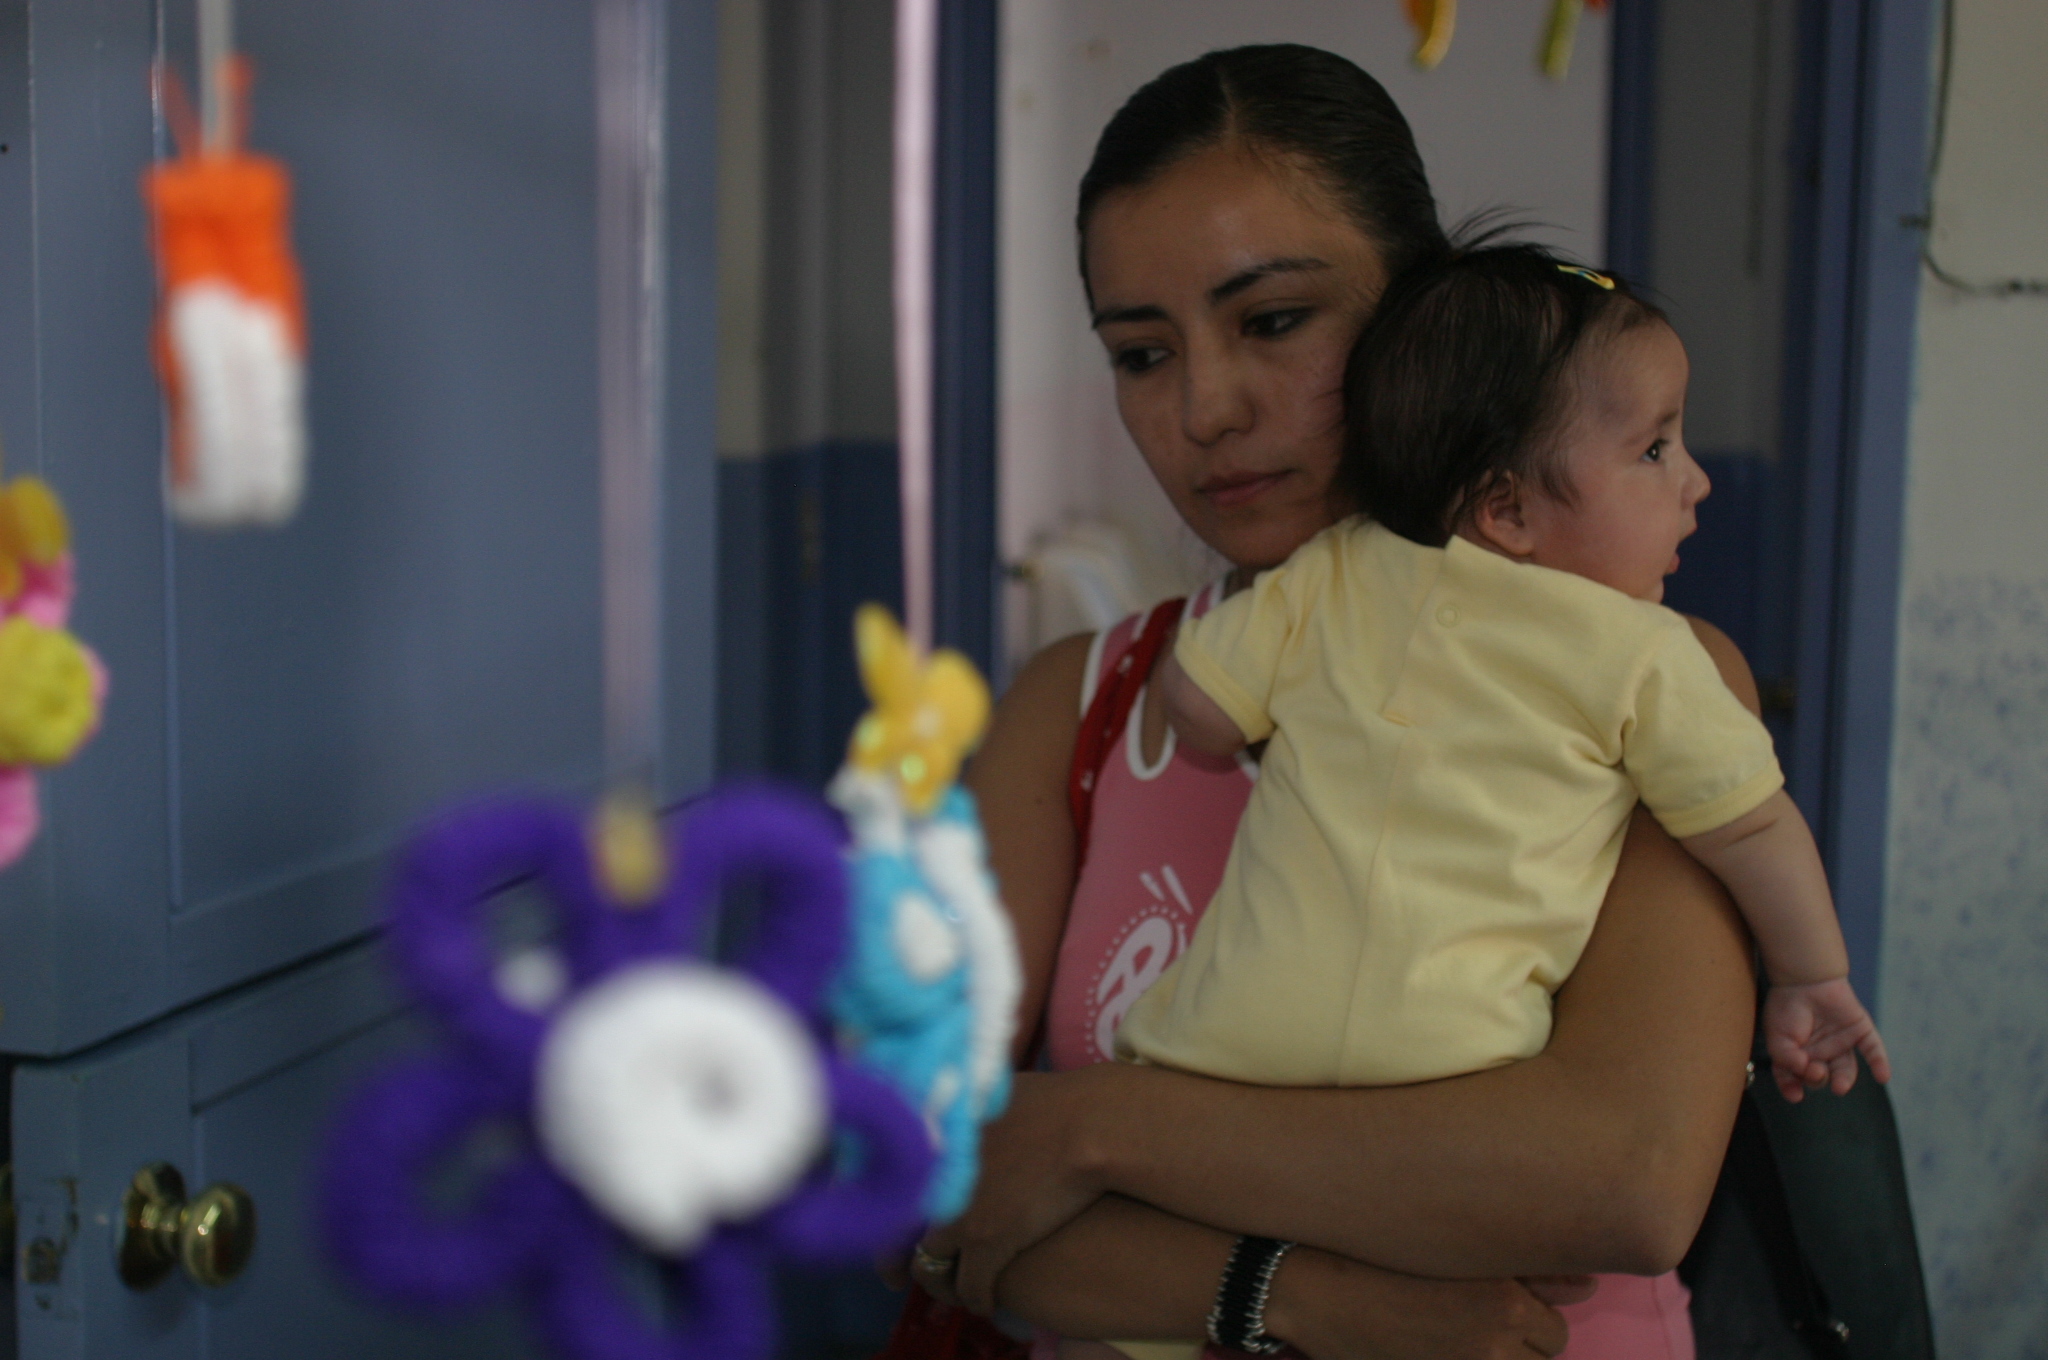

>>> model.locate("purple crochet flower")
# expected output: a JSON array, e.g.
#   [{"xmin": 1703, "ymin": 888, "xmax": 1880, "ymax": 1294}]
[{"xmin": 321, "ymin": 786, "xmax": 932, "ymax": 1360}]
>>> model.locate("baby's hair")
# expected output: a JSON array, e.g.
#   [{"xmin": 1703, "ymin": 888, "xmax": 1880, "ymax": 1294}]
[{"xmin": 1340, "ymin": 237, "xmax": 1666, "ymax": 547}]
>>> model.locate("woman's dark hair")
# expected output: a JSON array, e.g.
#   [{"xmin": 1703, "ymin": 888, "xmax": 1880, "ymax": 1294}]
[
  {"xmin": 1340, "ymin": 241, "xmax": 1667, "ymax": 547},
  {"xmin": 1076, "ymin": 45, "xmax": 1446, "ymax": 296}
]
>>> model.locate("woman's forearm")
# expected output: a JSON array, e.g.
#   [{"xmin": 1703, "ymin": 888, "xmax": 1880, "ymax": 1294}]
[
  {"xmin": 1075, "ymin": 807, "xmax": 1754, "ymax": 1278},
  {"xmin": 997, "ymin": 1195, "xmax": 1228, "ymax": 1341},
  {"xmin": 998, "ymin": 1195, "xmax": 1582, "ymax": 1360}
]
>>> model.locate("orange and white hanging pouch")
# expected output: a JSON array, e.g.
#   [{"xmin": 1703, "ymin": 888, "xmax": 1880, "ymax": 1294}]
[{"xmin": 143, "ymin": 58, "xmax": 308, "ymax": 528}]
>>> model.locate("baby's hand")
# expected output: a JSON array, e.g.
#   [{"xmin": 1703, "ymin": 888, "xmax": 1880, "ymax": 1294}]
[{"xmin": 1762, "ymin": 977, "xmax": 1891, "ymax": 1103}]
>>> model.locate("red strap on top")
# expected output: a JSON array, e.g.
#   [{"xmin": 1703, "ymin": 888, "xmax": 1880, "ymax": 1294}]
[
  {"xmin": 870, "ymin": 1283, "xmax": 1029, "ymax": 1360},
  {"xmin": 1068, "ymin": 599, "xmax": 1185, "ymax": 867}
]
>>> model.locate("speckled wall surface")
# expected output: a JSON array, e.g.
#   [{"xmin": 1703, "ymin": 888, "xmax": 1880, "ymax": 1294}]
[
  {"xmin": 1878, "ymin": 0, "xmax": 2048, "ymax": 1346},
  {"xmin": 1882, "ymin": 576, "xmax": 2048, "ymax": 1355}
]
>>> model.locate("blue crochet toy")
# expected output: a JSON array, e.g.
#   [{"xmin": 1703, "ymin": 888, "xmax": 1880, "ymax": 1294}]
[{"xmin": 826, "ymin": 607, "xmax": 1020, "ymax": 1223}]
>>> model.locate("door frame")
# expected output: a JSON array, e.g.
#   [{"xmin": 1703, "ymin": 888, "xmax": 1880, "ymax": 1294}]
[
  {"xmin": 1607, "ymin": 0, "xmax": 1936, "ymax": 995},
  {"xmin": 930, "ymin": 0, "xmax": 1000, "ymax": 676}
]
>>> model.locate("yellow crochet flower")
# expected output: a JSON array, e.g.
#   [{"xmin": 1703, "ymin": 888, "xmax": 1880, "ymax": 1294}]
[
  {"xmin": 0, "ymin": 616, "xmax": 97, "ymax": 767},
  {"xmin": 0, "ymin": 477, "xmax": 70, "ymax": 603},
  {"xmin": 846, "ymin": 605, "xmax": 990, "ymax": 815}
]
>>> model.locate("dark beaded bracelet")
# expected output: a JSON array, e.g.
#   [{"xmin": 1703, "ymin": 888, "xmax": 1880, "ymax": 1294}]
[{"xmin": 1205, "ymin": 1234, "xmax": 1296, "ymax": 1355}]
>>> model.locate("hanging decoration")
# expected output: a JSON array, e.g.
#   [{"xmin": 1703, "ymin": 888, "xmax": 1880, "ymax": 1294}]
[
  {"xmin": 1541, "ymin": 0, "xmax": 1610, "ymax": 81},
  {"xmin": 143, "ymin": 47, "xmax": 309, "ymax": 528},
  {"xmin": 0, "ymin": 457, "xmax": 104, "ymax": 869},
  {"xmin": 320, "ymin": 0, "xmax": 1026, "ymax": 1344},
  {"xmin": 1400, "ymin": 0, "xmax": 1610, "ymax": 79},
  {"xmin": 320, "ymin": 791, "xmax": 934, "ymax": 1360},
  {"xmin": 317, "ymin": 611, "xmax": 1020, "ymax": 1360},
  {"xmin": 827, "ymin": 605, "xmax": 1018, "ymax": 1222},
  {"xmin": 1405, "ymin": 0, "xmax": 1458, "ymax": 70}
]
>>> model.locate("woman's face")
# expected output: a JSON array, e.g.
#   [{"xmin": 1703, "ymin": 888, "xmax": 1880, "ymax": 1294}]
[{"xmin": 1083, "ymin": 145, "xmax": 1390, "ymax": 571}]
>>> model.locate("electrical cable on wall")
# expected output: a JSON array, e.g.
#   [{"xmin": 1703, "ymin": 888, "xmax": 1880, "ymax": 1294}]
[{"xmin": 1921, "ymin": 0, "xmax": 2048, "ymax": 297}]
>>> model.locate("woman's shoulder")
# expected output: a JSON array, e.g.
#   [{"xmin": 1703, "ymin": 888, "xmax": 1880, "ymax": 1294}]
[
  {"xmin": 1678, "ymin": 615, "xmax": 1762, "ymax": 717},
  {"xmin": 998, "ymin": 589, "xmax": 1204, "ymax": 739},
  {"xmin": 966, "ymin": 632, "xmax": 1093, "ymax": 845},
  {"xmin": 995, "ymin": 631, "xmax": 1096, "ymax": 739}
]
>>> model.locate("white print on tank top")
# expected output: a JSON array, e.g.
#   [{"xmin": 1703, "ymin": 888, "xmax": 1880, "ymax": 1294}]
[{"xmin": 1088, "ymin": 862, "xmax": 1198, "ymax": 1062}]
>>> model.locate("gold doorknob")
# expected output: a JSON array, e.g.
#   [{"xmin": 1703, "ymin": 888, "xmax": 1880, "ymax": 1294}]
[{"xmin": 118, "ymin": 1162, "xmax": 257, "ymax": 1290}]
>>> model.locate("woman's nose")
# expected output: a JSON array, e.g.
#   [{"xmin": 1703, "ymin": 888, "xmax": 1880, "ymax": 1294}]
[{"xmin": 1179, "ymin": 343, "xmax": 1254, "ymax": 446}]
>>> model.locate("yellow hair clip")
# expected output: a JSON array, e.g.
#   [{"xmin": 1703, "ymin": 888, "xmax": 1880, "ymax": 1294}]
[{"xmin": 1557, "ymin": 264, "xmax": 1616, "ymax": 290}]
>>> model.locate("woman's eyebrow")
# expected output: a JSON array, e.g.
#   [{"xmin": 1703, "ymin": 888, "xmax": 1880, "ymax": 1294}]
[
  {"xmin": 1208, "ymin": 256, "xmax": 1330, "ymax": 304},
  {"xmin": 1091, "ymin": 302, "xmax": 1167, "ymax": 329},
  {"xmin": 1090, "ymin": 257, "xmax": 1332, "ymax": 329}
]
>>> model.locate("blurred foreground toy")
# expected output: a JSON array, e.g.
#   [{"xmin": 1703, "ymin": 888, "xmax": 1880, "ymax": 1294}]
[
  {"xmin": 1400, "ymin": 0, "xmax": 1609, "ymax": 78},
  {"xmin": 321, "ymin": 790, "xmax": 931, "ymax": 1360},
  {"xmin": 1404, "ymin": 0, "xmax": 1457, "ymax": 68},
  {"xmin": 144, "ymin": 57, "xmax": 308, "ymax": 528},
  {"xmin": 0, "ymin": 466, "xmax": 104, "ymax": 869},
  {"xmin": 1540, "ymin": 0, "xmax": 1609, "ymax": 80},
  {"xmin": 829, "ymin": 605, "xmax": 1021, "ymax": 1222}
]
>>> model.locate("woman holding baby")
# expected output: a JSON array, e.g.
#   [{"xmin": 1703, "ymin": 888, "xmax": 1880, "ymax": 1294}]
[{"xmin": 901, "ymin": 45, "xmax": 1814, "ymax": 1359}]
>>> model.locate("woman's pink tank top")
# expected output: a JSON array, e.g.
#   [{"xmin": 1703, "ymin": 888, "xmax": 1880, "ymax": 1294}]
[{"xmin": 1037, "ymin": 593, "xmax": 1695, "ymax": 1360}]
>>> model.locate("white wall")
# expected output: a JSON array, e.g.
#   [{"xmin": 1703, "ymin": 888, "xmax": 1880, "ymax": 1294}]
[
  {"xmin": 998, "ymin": 3, "xmax": 1611, "ymax": 660},
  {"xmin": 1649, "ymin": 0, "xmax": 1796, "ymax": 459},
  {"xmin": 1880, "ymin": 2, "xmax": 2048, "ymax": 1352}
]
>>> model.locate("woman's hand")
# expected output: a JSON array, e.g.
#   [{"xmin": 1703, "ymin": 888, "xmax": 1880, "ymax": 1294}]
[
  {"xmin": 1265, "ymin": 1249, "xmax": 1587, "ymax": 1360},
  {"xmin": 913, "ymin": 1067, "xmax": 1118, "ymax": 1313}
]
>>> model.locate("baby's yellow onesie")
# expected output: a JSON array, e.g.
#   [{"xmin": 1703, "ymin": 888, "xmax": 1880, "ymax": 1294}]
[
  {"xmin": 1103, "ymin": 518, "xmax": 1780, "ymax": 1360},
  {"xmin": 1121, "ymin": 515, "xmax": 1781, "ymax": 1087}
]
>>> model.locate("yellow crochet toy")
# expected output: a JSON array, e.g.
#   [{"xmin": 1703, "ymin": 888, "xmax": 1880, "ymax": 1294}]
[{"xmin": 845, "ymin": 604, "xmax": 990, "ymax": 815}]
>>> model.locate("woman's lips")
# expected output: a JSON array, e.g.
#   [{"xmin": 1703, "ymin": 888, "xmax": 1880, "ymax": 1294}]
[{"xmin": 1200, "ymin": 470, "xmax": 1290, "ymax": 509}]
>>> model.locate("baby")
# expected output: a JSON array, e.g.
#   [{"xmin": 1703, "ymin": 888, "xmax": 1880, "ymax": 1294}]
[{"xmin": 1116, "ymin": 245, "xmax": 1886, "ymax": 1351}]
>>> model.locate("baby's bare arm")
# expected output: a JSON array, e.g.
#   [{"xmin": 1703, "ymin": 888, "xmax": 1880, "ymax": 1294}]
[
  {"xmin": 1679, "ymin": 789, "xmax": 1844, "ymax": 983},
  {"xmin": 1157, "ymin": 650, "xmax": 1248, "ymax": 757},
  {"xmin": 1682, "ymin": 789, "xmax": 1891, "ymax": 1098}
]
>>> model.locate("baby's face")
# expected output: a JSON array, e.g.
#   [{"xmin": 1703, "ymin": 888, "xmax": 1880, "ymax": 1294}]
[{"xmin": 1519, "ymin": 321, "xmax": 1708, "ymax": 603}]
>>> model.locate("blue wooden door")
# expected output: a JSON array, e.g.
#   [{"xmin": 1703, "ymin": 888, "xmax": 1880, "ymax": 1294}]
[
  {"xmin": 3, "ymin": 0, "xmax": 718, "ymax": 1352},
  {"xmin": 12, "ymin": 941, "xmax": 547, "ymax": 1359}
]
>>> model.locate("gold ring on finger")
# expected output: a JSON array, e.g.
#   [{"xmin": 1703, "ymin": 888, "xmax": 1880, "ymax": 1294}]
[{"xmin": 912, "ymin": 1245, "xmax": 959, "ymax": 1277}]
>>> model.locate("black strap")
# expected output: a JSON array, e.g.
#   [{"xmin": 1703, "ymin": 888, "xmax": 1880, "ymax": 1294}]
[{"xmin": 1725, "ymin": 1083, "xmax": 1855, "ymax": 1358}]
